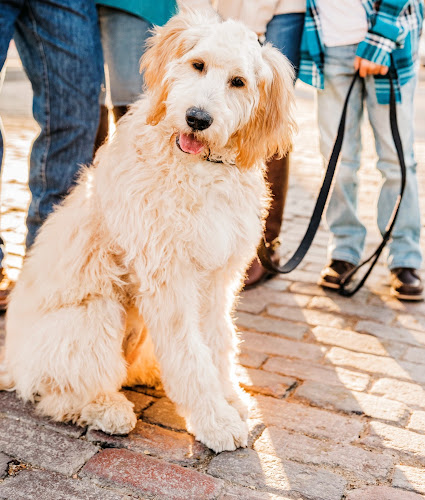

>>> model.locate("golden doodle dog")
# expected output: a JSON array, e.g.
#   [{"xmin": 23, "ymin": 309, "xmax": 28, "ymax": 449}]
[{"xmin": 0, "ymin": 10, "xmax": 295, "ymax": 452}]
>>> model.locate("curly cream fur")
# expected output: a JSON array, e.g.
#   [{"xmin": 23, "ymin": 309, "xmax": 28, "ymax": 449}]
[{"xmin": 1, "ymin": 10, "xmax": 295, "ymax": 452}]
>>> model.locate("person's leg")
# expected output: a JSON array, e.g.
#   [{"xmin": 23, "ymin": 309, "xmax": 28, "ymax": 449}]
[
  {"xmin": 244, "ymin": 13, "xmax": 304, "ymax": 287},
  {"xmin": 265, "ymin": 13, "xmax": 305, "ymax": 76},
  {"xmin": 14, "ymin": 0, "xmax": 103, "ymax": 247},
  {"xmin": 264, "ymin": 12, "xmax": 305, "ymax": 240},
  {"xmin": 318, "ymin": 45, "xmax": 366, "ymax": 267},
  {"xmin": 0, "ymin": 2, "xmax": 23, "ymax": 270},
  {"xmin": 0, "ymin": 3, "xmax": 23, "ymax": 311},
  {"xmin": 100, "ymin": 7, "xmax": 151, "ymax": 109},
  {"xmin": 365, "ymin": 75, "xmax": 422, "ymax": 269},
  {"xmin": 94, "ymin": 6, "xmax": 151, "ymax": 154},
  {"xmin": 365, "ymin": 74, "xmax": 422, "ymax": 299}
]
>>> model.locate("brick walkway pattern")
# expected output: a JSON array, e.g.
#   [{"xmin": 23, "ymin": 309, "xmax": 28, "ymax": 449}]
[{"xmin": 0, "ymin": 61, "xmax": 425, "ymax": 499}]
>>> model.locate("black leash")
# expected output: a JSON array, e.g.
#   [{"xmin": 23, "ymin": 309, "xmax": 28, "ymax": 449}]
[{"xmin": 258, "ymin": 70, "xmax": 406, "ymax": 296}]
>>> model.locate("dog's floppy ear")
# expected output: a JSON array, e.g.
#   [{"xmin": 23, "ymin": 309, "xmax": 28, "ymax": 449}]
[
  {"xmin": 234, "ymin": 43, "xmax": 296, "ymax": 168},
  {"xmin": 140, "ymin": 11, "xmax": 206, "ymax": 125}
]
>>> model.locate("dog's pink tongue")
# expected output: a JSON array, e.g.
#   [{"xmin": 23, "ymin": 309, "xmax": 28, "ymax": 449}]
[{"xmin": 179, "ymin": 133, "xmax": 204, "ymax": 155}]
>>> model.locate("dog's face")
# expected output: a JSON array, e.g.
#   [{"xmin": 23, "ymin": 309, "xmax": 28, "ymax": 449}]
[{"xmin": 141, "ymin": 11, "xmax": 296, "ymax": 168}]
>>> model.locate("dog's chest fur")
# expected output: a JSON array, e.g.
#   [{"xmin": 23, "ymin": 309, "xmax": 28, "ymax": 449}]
[{"xmin": 137, "ymin": 159, "xmax": 268, "ymax": 272}]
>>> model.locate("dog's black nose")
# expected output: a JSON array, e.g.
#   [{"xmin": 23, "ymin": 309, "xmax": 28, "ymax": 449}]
[{"xmin": 185, "ymin": 107, "xmax": 213, "ymax": 131}]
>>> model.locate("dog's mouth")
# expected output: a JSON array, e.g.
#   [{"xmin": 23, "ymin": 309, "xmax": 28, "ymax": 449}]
[{"xmin": 176, "ymin": 132, "xmax": 205, "ymax": 155}]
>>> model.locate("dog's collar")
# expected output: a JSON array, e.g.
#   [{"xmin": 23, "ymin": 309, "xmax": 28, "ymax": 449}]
[{"xmin": 203, "ymin": 149, "xmax": 236, "ymax": 167}]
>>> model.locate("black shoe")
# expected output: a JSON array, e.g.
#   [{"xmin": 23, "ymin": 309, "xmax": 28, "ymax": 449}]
[
  {"xmin": 318, "ymin": 260, "xmax": 356, "ymax": 290},
  {"xmin": 390, "ymin": 268, "xmax": 423, "ymax": 301}
]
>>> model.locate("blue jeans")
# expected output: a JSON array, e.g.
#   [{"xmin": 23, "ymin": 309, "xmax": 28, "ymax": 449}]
[
  {"xmin": 0, "ymin": 0, "xmax": 103, "ymax": 263},
  {"xmin": 318, "ymin": 44, "xmax": 422, "ymax": 270},
  {"xmin": 265, "ymin": 12, "xmax": 305, "ymax": 75},
  {"xmin": 98, "ymin": 6, "xmax": 152, "ymax": 106}
]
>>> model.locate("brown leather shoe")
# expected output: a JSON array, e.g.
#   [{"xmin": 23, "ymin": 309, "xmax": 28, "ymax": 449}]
[
  {"xmin": 390, "ymin": 268, "xmax": 423, "ymax": 301},
  {"xmin": 244, "ymin": 251, "xmax": 279, "ymax": 289},
  {"xmin": 318, "ymin": 260, "xmax": 356, "ymax": 290},
  {"xmin": 0, "ymin": 269, "xmax": 14, "ymax": 313}
]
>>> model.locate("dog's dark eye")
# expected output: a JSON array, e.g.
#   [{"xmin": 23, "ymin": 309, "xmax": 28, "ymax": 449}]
[
  {"xmin": 231, "ymin": 77, "xmax": 245, "ymax": 88},
  {"xmin": 193, "ymin": 61, "xmax": 204, "ymax": 72}
]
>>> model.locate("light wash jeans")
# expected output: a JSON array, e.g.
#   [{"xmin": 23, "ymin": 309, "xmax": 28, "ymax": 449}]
[
  {"xmin": 318, "ymin": 44, "xmax": 422, "ymax": 271},
  {"xmin": 98, "ymin": 6, "xmax": 152, "ymax": 107},
  {"xmin": 0, "ymin": 0, "xmax": 103, "ymax": 262}
]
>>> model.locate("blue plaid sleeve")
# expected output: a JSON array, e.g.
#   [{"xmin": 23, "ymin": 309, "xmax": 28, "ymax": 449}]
[{"xmin": 355, "ymin": 0, "xmax": 411, "ymax": 66}]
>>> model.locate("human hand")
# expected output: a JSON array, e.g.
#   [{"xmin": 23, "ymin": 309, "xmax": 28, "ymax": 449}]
[{"xmin": 354, "ymin": 56, "xmax": 389, "ymax": 77}]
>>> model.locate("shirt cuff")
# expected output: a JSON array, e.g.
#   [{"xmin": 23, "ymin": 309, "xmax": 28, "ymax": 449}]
[{"xmin": 355, "ymin": 32, "xmax": 396, "ymax": 67}]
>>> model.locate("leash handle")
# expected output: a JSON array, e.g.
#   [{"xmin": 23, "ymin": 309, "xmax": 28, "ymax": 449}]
[
  {"xmin": 257, "ymin": 72, "xmax": 360, "ymax": 275},
  {"xmin": 258, "ymin": 70, "xmax": 405, "ymax": 296}
]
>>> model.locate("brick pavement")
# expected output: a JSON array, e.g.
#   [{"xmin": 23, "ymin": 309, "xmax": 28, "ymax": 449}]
[{"xmin": 0, "ymin": 61, "xmax": 425, "ymax": 499}]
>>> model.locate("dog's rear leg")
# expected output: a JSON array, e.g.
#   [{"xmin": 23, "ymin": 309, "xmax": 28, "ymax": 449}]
[
  {"xmin": 0, "ymin": 369, "xmax": 14, "ymax": 390},
  {"xmin": 9, "ymin": 298, "xmax": 136, "ymax": 435}
]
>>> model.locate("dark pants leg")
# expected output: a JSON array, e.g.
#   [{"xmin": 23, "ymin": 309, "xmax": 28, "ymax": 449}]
[{"xmin": 13, "ymin": 0, "xmax": 103, "ymax": 247}]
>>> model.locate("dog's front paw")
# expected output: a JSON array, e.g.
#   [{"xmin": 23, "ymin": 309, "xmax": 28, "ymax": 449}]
[
  {"xmin": 187, "ymin": 403, "xmax": 248, "ymax": 453},
  {"xmin": 226, "ymin": 386, "xmax": 252, "ymax": 421},
  {"xmin": 79, "ymin": 392, "xmax": 137, "ymax": 435}
]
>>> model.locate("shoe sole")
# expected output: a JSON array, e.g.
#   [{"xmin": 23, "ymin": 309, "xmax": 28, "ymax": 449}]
[
  {"xmin": 390, "ymin": 288, "xmax": 424, "ymax": 301},
  {"xmin": 317, "ymin": 278, "xmax": 341, "ymax": 290}
]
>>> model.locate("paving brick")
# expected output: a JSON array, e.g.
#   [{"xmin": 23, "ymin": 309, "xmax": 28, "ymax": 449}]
[
  {"xmin": 312, "ymin": 326, "xmax": 389, "ymax": 355},
  {"xmin": 247, "ymin": 418, "xmax": 267, "ymax": 448},
  {"xmin": 396, "ymin": 314, "xmax": 425, "ymax": 333},
  {"xmin": 0, "ymin": 416, "xmax": 98, "ymax": 475},
  {"xmin": 237, "ymin": 366, "xmax": 296, "ymax": 398},
  {"xmin": 143, "ymin": 397, "xmax": 186, "ymax": 431},
  {"xmin": 355, "ymin": 320, "xmax": 425, "ymax": 347},
  {"xmin": 238, "ymin": 348, "xmax": 268, "ymax": 369},
  {"xmin": 403, "ymin": 346, "xmax": 425, "ymax": 364},
  {"xmin": 236, "ymin": 312, "xmax": 307, "ymax": 340},
  {"xmin": 346, "ymin": 486, "xmax": 424, "ymax": 500},
  {"xmin": 0, "ymin": 391, "xmax": 85, "ymax": 438},
  {"xmin": 254, "ymin": 426, "xmax": 393, "ymax": 482},
  {"xmin": 392, "ymin": 465, "xmax": 425, "ymax": 495},
  {"xmin": 208, "ymin": 448, "xmax": 346, "ymax": 500},
  {"xmin": 326, "ymin": 347, "xmax": 425, "ymax": 383},
  {"xmin": 289, "ymin": 282, "xmax": 328, "ymax": 296},
  {"xmin": 87, "ymin": 420, "xmax": 210, "ymax": 465},
  {"xmin": 408, "ymin": 411, "xmax": 425, "ymax": 433},
  {"xmin": 360, "ymin": 422, "xmax": 425, "ymax": 461},
  {"xmin": 263, "ymin": 356, "xmax": 370, "ymax": 391},
  {"xmin": 241, "ymin": 331, "xmax": 325, "ymax": 361},
  {"xmin": 267, "ymin": 305, "xmax": 346, "ymax": 329},
  {"xmin": 121, "ymin": 390, "xmax": 155, "ymax": 415},
  {"xmin": 238, "ymin": 288, "xmax": 310, "ymax": 315},
  {"xmin": 278, "ymin": 269, "xmax": 324, "ymax": 285},
  {"xmin": 0, "ymin": 469, "xmax": 126, "ymax": 500},
  {"xmin": 371, "ymin": 379, "xmax": 425, "ymax": 410},
  {"xmin": 251, "ymin": 395, "xmax": 364, "ymax": 442},
  {"xmin": 295, "ymin": 381, "xmax": 409, "ymax": 422},
  {"xmin": 263, "ymin": 279, "xmax": 290, "ymax": 292},
  {"xmin": 131, "ymin": 384, "xmax": 166, "ymax": 398},
  {"xmin": 0, "ymin": 453, "xmax": 11, "ymax": 479},
  {"xmin": 81, "ymin": 448, "xmax": 223, "ymax": 500},
  {"xmin": 219, "ymin": 485, "xmax": 292, "ymax": 499},
  {"xmin": 309, "ymin": 296, "xmax": 395, "ymax": 324}
]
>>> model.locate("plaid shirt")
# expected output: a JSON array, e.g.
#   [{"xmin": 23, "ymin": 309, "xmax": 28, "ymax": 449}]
[{"xmin": 299, "ymin": 0, "xmax": 424, "ymax": 104}]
